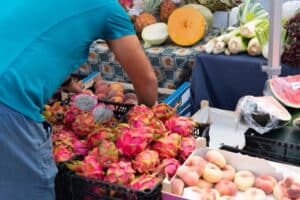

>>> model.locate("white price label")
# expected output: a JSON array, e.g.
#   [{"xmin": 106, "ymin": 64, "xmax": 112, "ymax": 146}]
[{"xmin": 291, "ymin": 82, "xmax": 300, "ymax": 90}]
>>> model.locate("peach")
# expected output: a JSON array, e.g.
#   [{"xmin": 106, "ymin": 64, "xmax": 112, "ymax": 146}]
[
  {"xmin": 95, "ymin": 85, "xmax": 109, "ymax": 95},
  {"xmin": 107, "ymin": 90, "xmax": 125, "ymax": 99},
  {"xmin": 187, "ymin": 187, "xmax": 220, "ymax": 200},
  {"xmin": 215, "ymin": 180, "xmax": 237, "ymax": 196},
  {"xmin": 124, "ymin": 99, "xmax": 137, "ymax": 105},
  {"xmin": 197, "ymin": 179, "xmax": 213, "ymax": 189},
  {"xmin": 219, "ymin": 196, "xmax": 236, "ymax": 200},
  {"xmin": 96, "ymin": 93, "xmax": 107, "ymax": 100},
  {"xmin": 203, "ymin": 162, "xmax": 223, "ymax": 183},
  {"xmin": 176, "ymin": 166, "xmax": 199, "ymax": 186},
  {"xmin": 222, "ymin": 164, "xmax": 236, "ymax": 181},
  {"xmin": 206, "ymin": 150, "xmax": 226, "ymax": 168},
  {"xmin": 125, "ymin": 92, "xmax": 137, "ymax": 100},
  {"xmin": 244, "ymin": 188, "xmax": 266, "ymax": 200},
  {"xmin": 234, "ymin": 171, "xmax": 255, "ymax": 191},
  {"xmin": 170, "ymin": 178, "xmax": 185, "ymax": 195},
  {"xmin": 255, "ymin": 175, "xmax": 277, "ymax": 194},
  {"xmin": 94, "ymin": 81, "xmax": 108, "ymax": 89},
  {"xmin": 109, "ymin": 96, "xmax": 124, "ymax": 103},
  {"xmin": 275, "ymin": 177, "xmax": 300, "ymax": 199},
  {"xmin": 185, "ymin": 156, "xmax": 207, "ymax": 176},
  {"xmin": 109, "ymin": 83, "xmax": 124, "ymax": 91}
]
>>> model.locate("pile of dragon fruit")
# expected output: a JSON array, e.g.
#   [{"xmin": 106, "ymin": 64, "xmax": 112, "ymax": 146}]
[{"xmin": 44, "ymin": 93, "xmax": 197, "ymax": 191}]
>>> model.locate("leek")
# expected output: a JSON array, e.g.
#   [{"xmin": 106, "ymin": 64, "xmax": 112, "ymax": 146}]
[
  {"xmin": 247, "ymin": 37, "xmax": 261, "ymax": 56},
  {"xmin": 240, "ymin": 18, "xmax": 266, "ymax": 38},
  {"xmin": 228, "ymin": 36, "xmax": 249, "ymax": 54}
]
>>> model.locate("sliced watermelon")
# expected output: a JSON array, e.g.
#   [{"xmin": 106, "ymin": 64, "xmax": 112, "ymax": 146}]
[{"xmin": 269, "ymin": 75, "xmax": 300, "ymax": 108}]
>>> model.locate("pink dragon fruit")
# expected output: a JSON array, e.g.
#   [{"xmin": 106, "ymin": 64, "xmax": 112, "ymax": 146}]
[
  {"xmin": 52, "ymin": 125, "xmax": 66, "ymax": 134},
  {"xmin": 104, "ymin": 161, "xmax": 135, "ymax": 185},
  {"xmin": 73, "ymin": 139, "xmax": 89, "ymax": 156},
  {"xmin": 133, "ymin": 149, "xmax": 160, "ymax": 174},
  {"xmin": 63, "ymin": 105, "xmax": 82, "ymax": 126},
  {"xmin": 151, "ymin": 103, "xmax": 176, "ymax": 122},
  {"xmin": 153, "ymin": 158, "xmax": 180, "ymax": 179},
  {"xmin": 178, "ymin": 136, "xmax": 196, "ymax": 161},
  {"xmin": 53, "ymin": 145, "xmax": 75, "ymax": 163},
  {"xmin": 149, "ymin": 118, "xmax": 168, "ymax": 139},
  {"xmin": 113, "ymin": 123, "xmax": 131, "ymax": 138},
  {"xmin": 43, "ymin": 102, "xmax": 66, "ymax": 124},
  {"xmin": 165, "ymin": 116, "xmax": 196, "ymax": 137},
  {"xmin": 127, "ymin": 105, "xmax": 154, "ymax": 120},
  {"xmin": 72, "ymin": 112, "xmax": 95, "ymax": 137},
  {"xmin": 87, "ymin": 127, "xmax": 116, "ymax": 148},
  {"xmin": 152, "ymin": 133, "xmax": 181, "ymax": 159},
  {"xmin": 128, "ymin": 115, "xmax": 151, "ymax": 128},
  {"xmin": 118, "ymin": 0, "xmax": 133, "ymax": 10},
  {"xmin": 130, "ymin": 175, "xmax": 161, "ymax": 191},
  {"xmin": 67, "ymin": 157, "xmax": 104, "ymax": 180},
  {"xmin": 71, "ymin": 93, "xmax": 98, "ymax": 112},
  {"xmin": 116, "ymin": 129, "xmax": 152, "ymax": 157},
  {"xmin": 96, "ymin": 140, "xmax": 119, "ymax": 168}
]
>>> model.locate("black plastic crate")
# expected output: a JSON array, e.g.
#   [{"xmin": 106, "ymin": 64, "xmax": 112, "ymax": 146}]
[
  {"xmin": 55, "ymin": 163, "xmax": 73, "ymax": 200},
  {"xmin": 220, "ymin": 127, "xmax": 300, "ymax": 166},
  {"xmin": 70, "ymin": 173, "xmax": 162, "ymax": 200},
  {"xmin": 98, "ymin": 100, "xmax": 134, "ymax": 121}
]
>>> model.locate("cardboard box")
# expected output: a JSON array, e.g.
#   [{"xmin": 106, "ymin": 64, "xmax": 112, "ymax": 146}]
[{"xmin": 162, "ymin": 137, "xmax": 300, "ymax": 200}]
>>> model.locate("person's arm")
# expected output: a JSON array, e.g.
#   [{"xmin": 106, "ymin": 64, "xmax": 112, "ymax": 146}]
[{"xmin": 107, "ymin": 35, "xmax": 158, "ymax": 107}]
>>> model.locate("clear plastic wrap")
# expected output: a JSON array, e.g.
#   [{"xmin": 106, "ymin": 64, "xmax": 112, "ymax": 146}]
[{"xmin": 236, "ymin": 96, "xmax": 291, "ymax": 134}]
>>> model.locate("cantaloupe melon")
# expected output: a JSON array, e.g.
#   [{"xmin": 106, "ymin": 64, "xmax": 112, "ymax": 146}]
[
  {"xmin": 168, "ymin": 7, "xmax": 207, "ymax": 46},
  {"xmin": 183, "ymin": 4, "xmax": 213, "ymax": 31}
]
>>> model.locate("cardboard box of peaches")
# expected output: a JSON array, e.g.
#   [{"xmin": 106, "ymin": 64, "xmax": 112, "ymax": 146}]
[{"xmin": 162, "ymin": 137, "xmax": 300, "ymax": 200}]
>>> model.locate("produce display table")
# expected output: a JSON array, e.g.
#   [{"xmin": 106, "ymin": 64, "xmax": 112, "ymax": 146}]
[
  {"xmin": 191, "ymin": 53, "xmax": 300, "ymax": 112},
  {"xmin": 88, "ymin": 40, "xmax": 203, "ymax": 89}
]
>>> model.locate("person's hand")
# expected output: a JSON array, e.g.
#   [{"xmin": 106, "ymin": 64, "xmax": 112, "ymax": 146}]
[{"xmin": 108, "ymin": 35, "xmax": 158, "ymax": 107}]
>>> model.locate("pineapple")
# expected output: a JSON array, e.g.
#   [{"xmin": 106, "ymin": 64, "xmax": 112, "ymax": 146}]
[
  {"xmin": 160, "ymin": 0, "xmax": 177, "ymax": 23},
  {"xmin": 134, "ymin": 0, "xmax": 162, "ymax": 33}
]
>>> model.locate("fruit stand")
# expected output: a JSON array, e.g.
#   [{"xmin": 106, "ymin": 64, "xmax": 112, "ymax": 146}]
[{"xmin": 48, "ymin": 0, "xmax": 300, "ymax": 199}]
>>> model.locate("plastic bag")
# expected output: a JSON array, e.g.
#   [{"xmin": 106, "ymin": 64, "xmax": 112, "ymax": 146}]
[{"xmin": 235, "ymin": 96, "xmax": 291, "ymax": 134}]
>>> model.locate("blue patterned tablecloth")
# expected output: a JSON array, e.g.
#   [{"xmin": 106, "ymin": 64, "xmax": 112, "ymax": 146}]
[{"xmin": 85, "ymin": 40, "xmax": 203, "ymax": 89}]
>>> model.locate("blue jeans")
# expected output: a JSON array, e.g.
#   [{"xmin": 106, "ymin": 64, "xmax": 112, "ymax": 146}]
[{"xmin": 0, "ymin": 103, "xmax": 57, "ymax": 200}]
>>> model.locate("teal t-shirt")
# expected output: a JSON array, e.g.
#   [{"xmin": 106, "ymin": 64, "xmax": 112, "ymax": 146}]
[{"xmin": 0, "ymin": 0, "xmax": 135, "ymax": 122}]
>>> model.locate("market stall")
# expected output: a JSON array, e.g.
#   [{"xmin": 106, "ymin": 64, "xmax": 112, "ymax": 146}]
[
  {"xmin": 43, "ymin": 0, "xmax": 300, "ymax": 200},
  {"xmin": 88, "ymin": 40, "xmax": 201, "ymax": 89},
  {"xmin": 190, "ymin": 53, "xmax": 300, "ymax": 112}
]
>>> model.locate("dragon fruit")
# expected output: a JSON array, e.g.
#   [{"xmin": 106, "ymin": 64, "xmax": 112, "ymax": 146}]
[
  {"xmin": 113, "ymin": 123, "xmax": 131, "ymax": 138},
  {"xmin": 67, "ymin": 156, "xmax": 104, "ymax": 180},
  {"xmin": 133, "ymin": 149, "xmax": 160, "ymax": 174},
  {"xmin": 153, "ymin": 158, "xmax": 180, "ymax": 179},
  {"xmin": 127, "ymin": 105, "xmax": 154, "ymax": 120},
  {"xmin": 130, "ymin": 175, "xmax": 161, "ymax": 191},
  {"xmin": 165, "ymin": 116, "xmax": 196, "ymax": 137},
  {"xmin": 152, "ymin": 133, "xmax": 181, "ymax": 159},
  {"xmin": 128, "ymin": 116, "xmax": 151, "ymax": 128},
  {"xmin": 116, "ymin": 129, "xmax": 152, "ymax": 157},
  {"xmin": 63, "ymin": 105, "xmax": 82, "ymax": 126},
  {"xmin": 72, "ymin": 112, "xmax": 95, "ymax": 137},
  {"xmin": 71, "ymin": 93, "xmax": 98, "ymax": 112},
  {"xmin": 149, "ymin": 118, "xmax": 168, "ymax": 139},
  {"xmin": 104, "ymin": 161, "xmax": 135, "ymax": 185},
  {"xmin": 53, "ymin": 145, "xmax": 75, "ymax": 163},
  {"xmin": 151, "ymin": 103, "xmax": 176, "ymax": 122},
  {"xmin": 73, "ymin": 139, "xmax": 89, "ymax": 156},
  {"xmin": 43, "ymin": 102, "xmax": 66, "ymax": 124},
  {"xmin": 119, "ymin": 0, "xmax": 133, "ymax": 10},
  {"xmin": 87, "ymin": 127, "xmax": 116, "ymax": 148},
  {"xmin": 96, "ymin": 140, "xmax": 119, "ymax": 168},
  {"xmin": 178, "ymin": 136, "xmax": 196, "ymax": 161},
  {"xmin": 92, "ymin": 104, "xmax": 114, "ymax": 123}
]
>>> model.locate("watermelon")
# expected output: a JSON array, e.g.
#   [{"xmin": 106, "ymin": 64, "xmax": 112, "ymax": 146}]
[{"xmin": 269, "ymin": 75, "xmax": 300, "ymax": 108}]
